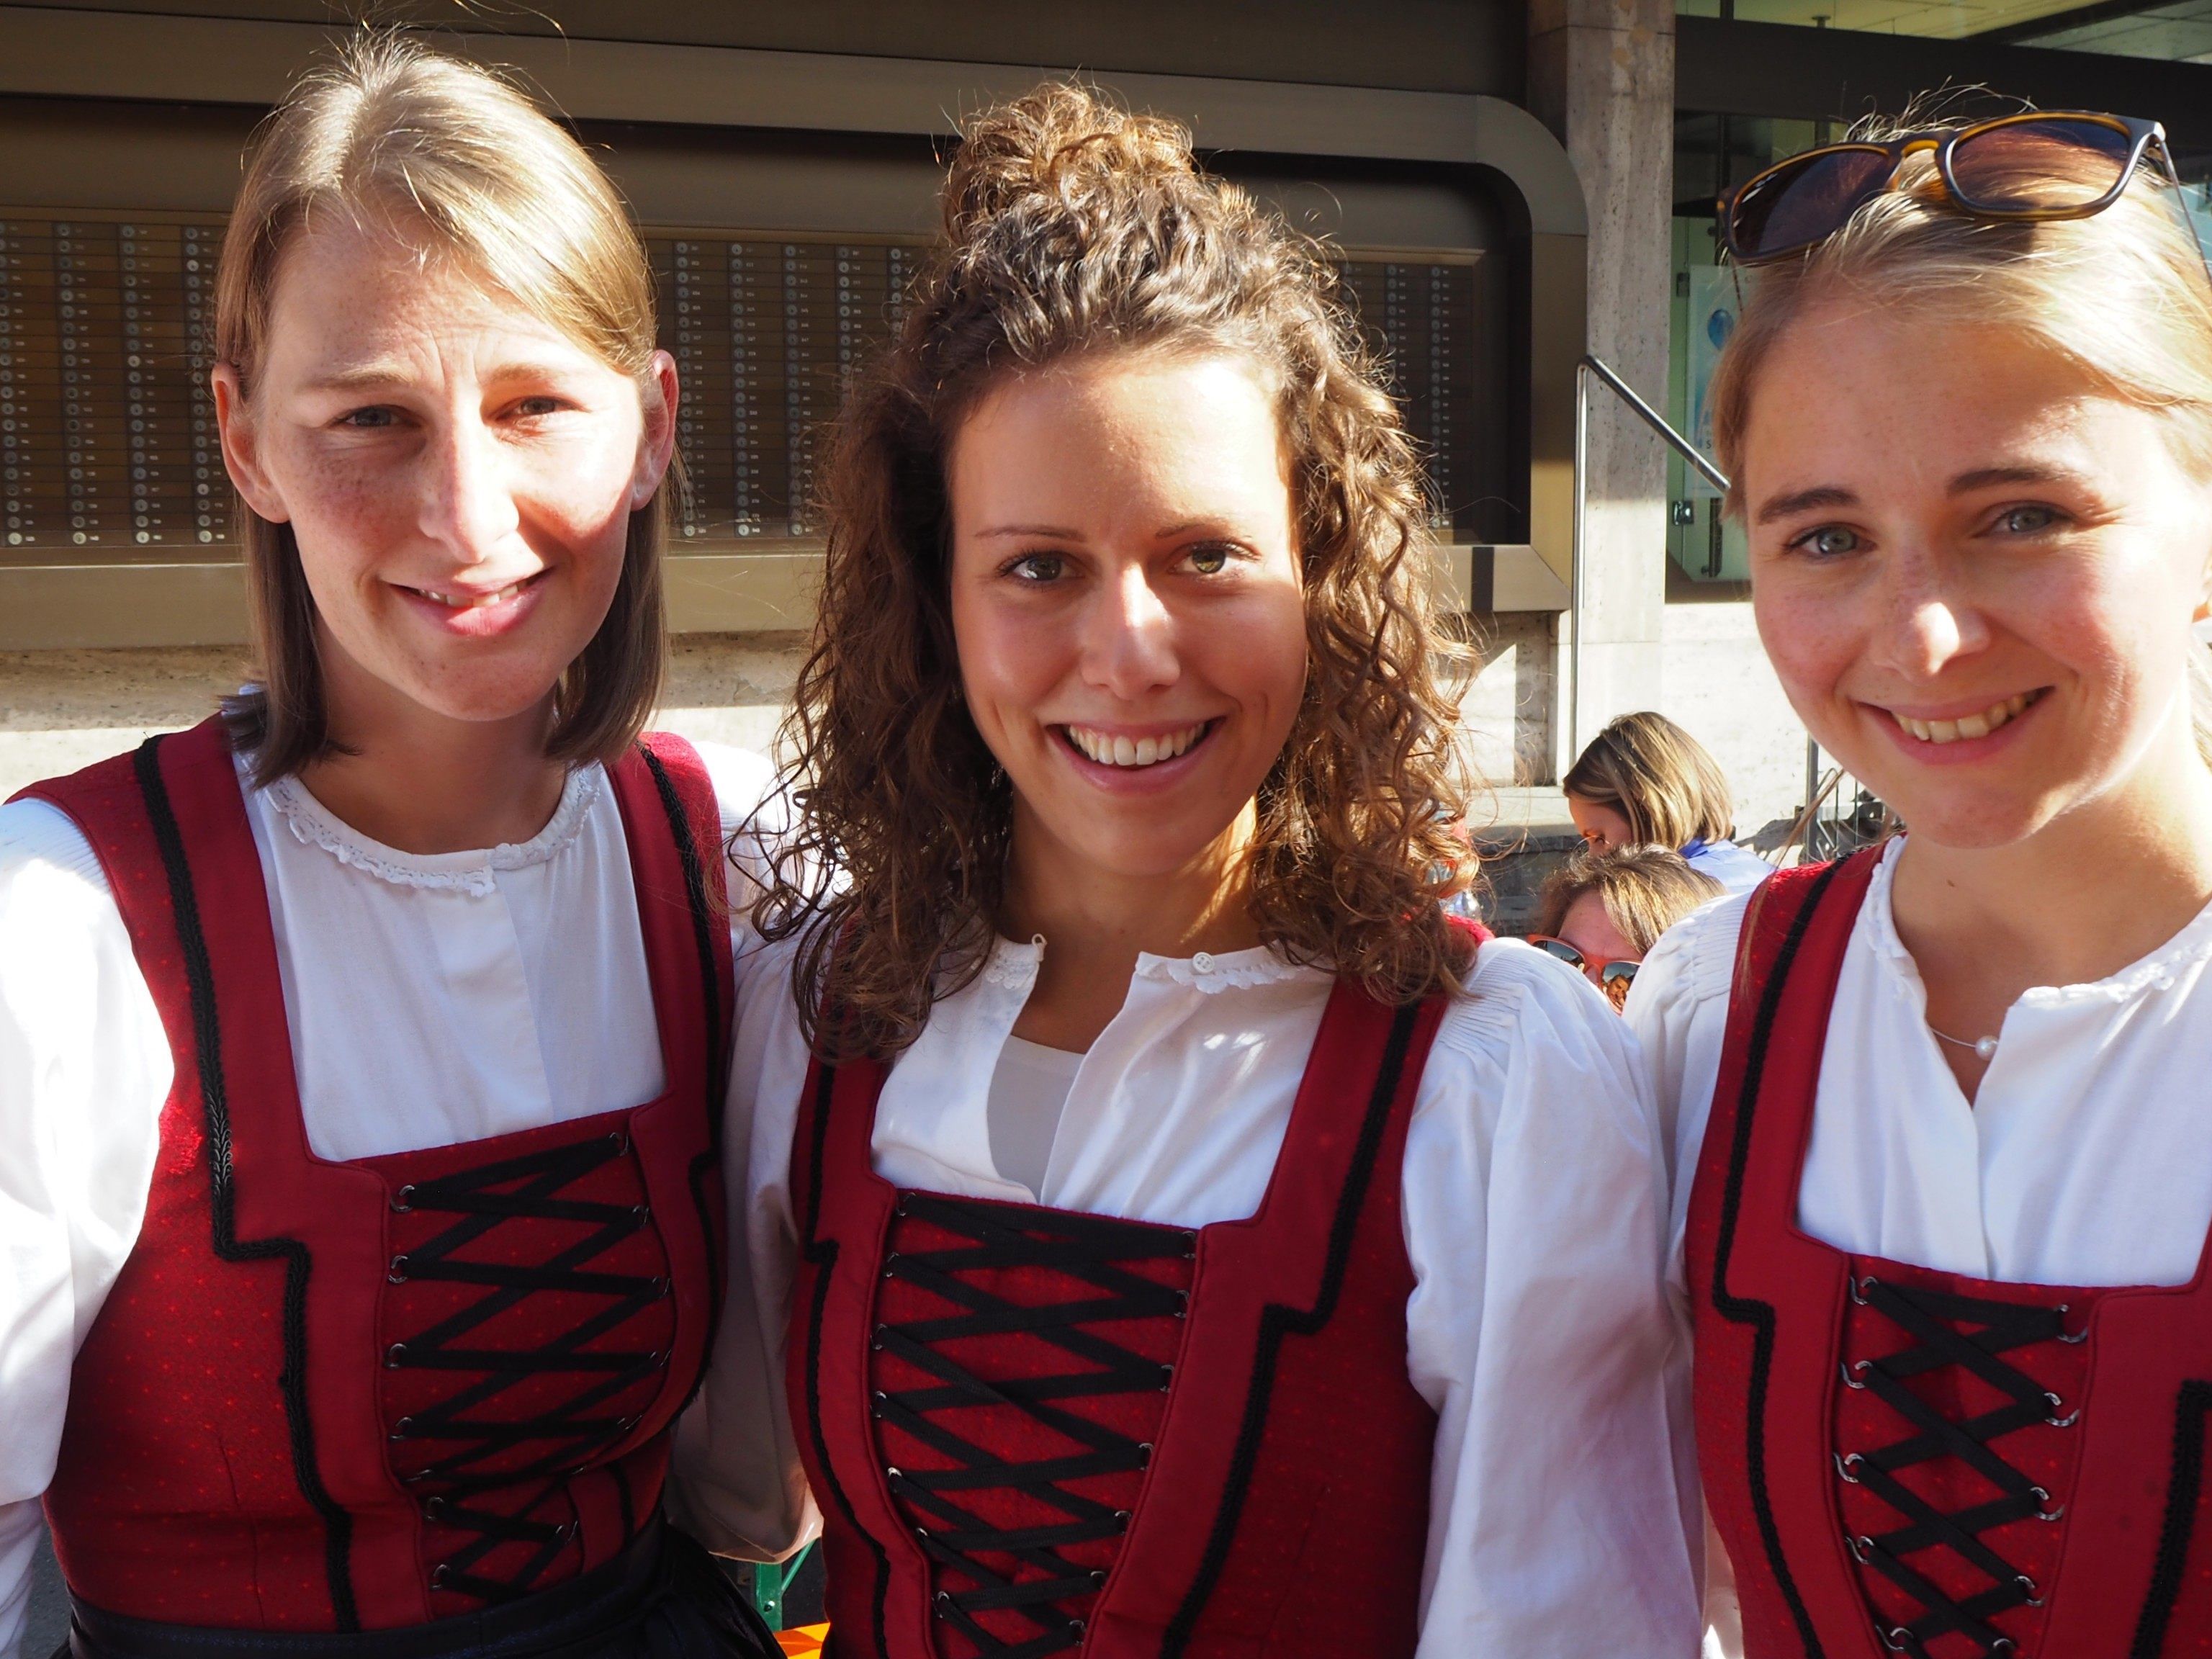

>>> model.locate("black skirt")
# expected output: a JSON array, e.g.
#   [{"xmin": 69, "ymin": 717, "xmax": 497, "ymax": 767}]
[{"xmin": 61, "ymin": 1521, "xmax": 781, "ymax": 1659}]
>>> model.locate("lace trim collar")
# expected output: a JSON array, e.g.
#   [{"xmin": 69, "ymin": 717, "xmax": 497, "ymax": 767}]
[
  {"xmin": 974, "ymin": 936, "xmax": 1317, "ymax": 996},
  {"xmin": 1866, "ymin": 833, "xmax": 2212, "ymax": 1007},
  {"xmin": 256, "ymin": 763, "xmax": 605, "ymax": 896}
]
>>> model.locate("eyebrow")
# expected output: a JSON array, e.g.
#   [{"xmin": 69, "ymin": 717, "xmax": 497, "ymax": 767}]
[
  {"xmin": 1948, "ymin": 464, "xmax": 2087, "ymax": 495},
  {"xmin": 973, "ymin": 523, "xmax": 1085, "ymax": 541},
  {"xmin": 302, "ymin": 360, "xmax": 583, "ymax": 395},
  {"xmin": 1755, "ymin": 485, "xmax": 1858, "ymax": 525}
]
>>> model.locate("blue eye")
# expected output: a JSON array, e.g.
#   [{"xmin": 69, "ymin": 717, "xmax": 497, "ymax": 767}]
[
  {"xmin": 1996, "ymin": 505, "xmax": 2061, "ymax": 535},
  {"xmin": 1793, "ymin": 524, "xmax": 1861, "ymax": 558}
]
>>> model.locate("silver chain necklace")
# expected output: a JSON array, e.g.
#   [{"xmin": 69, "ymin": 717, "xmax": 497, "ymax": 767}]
[{"xmin": 1927, "ymin": 1022, "xmax": 2000, "ymax": 1061}]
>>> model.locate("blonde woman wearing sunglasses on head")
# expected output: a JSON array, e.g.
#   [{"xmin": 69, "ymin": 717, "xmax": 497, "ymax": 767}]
[{"xmin": 1627, "ymin": 107, "xmax": 2212, "ymax": 1657}]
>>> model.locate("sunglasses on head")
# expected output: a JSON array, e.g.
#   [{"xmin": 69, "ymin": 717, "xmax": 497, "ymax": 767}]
[
  {"xmin": 1528, "ymin": 935, "xmax": 1639, "ymax": 1007},
  {"xmin": 1719, "ymin": 112, "xmax": 2193, "ymax": 266}
]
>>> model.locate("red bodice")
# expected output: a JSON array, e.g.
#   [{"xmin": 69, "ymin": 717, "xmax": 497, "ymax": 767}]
[
  {"xmin": 1687, "ymin": 851, "xmax": 2212, "ymax": 1658},
  {"xmin": 788, "ymin": 971, "xmax": 1460, "ymax": 1659},
  {"xmin": 13, "ymin": 719, "xmax": 732, "ymax": 1633}
]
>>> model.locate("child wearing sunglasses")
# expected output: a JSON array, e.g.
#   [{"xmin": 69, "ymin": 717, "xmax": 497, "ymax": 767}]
[
  {"xmin": 1532, "ymin": 845, "xmax": 1723, "ymax": 1010},
  {"xmin": 1632, "ymin": 104, "xmax": 2212, "ymax": 1657}
]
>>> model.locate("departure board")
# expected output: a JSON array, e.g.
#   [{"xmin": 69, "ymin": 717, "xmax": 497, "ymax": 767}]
[{"xmin": 0, "ymin": 215, "xmax": 1481, "ymax": 565}]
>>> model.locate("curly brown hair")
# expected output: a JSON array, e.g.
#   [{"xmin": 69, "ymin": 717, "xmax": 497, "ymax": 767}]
[{"xmin": 750, "ymin": 81, "xmax": 1476, "ymax": 1058}]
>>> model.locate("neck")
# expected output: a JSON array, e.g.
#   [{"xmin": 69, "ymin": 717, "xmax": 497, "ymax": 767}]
[
  {"xmin": 1891, "ymin": 716, "xmax": 2212, "ymax": 1048},
  {"xmin": 999, "ymin": 801, "xmax": 1263, "ymax": 1051},
  {"xmin": 296, "ymin": 645, "xmax": 569, "ymax": 855}
]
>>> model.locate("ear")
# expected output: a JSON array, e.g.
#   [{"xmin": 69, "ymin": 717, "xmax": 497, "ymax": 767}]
[
  {"xmin": 212, "ymin": 364, "xmax": 292, "ymax": 524},
  {"xmin": 630, "ymin": 350, "xmax": 680, "ymax": 513}
]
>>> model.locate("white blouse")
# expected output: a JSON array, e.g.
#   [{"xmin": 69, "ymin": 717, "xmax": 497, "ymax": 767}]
[
  {"xmin": 0, "ymin": 739, "xmax": 772, "ymax": 1659},
  {"xmin": 1626, "ymin": 834, "xmax": 2212, "ymax": 1655},
  {"xmin": 673, "ymin": 929, "xmax": 1704, "ymax": 1658}
]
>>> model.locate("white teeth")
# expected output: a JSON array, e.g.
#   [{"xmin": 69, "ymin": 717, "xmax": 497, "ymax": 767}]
[
  {"xmin": 1894, "ymin": 691, "xmax": 2038, "ymax": 746},
  {"xmin": 420, "ymin": 579, "xmax": 529, "ymax": 609},
  {"xmin": 1066, "ymin": 721, "xmax": 1208, "ymax": 768}
]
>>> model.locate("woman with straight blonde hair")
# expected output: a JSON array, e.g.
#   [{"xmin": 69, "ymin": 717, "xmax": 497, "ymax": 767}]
[
  {"xmin": 1630, "ymin": 105, "xmax": 2212, "ymax": 1655},
  {"xmin": 1564, "ymin": 710, "xmax": 1771, "ymax": 896},
  {"xmin": 699, "ymin": 81, "xmax": 1697, "ymax": 1658},
  {"xmin": 0, "ymin": 35, "xmax": 778, "ymax": 1659}
]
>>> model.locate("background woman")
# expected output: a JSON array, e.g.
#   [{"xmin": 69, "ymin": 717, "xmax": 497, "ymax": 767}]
[
  {"xmin": 1565, "ymin": 710, "xmax": 1772, "ymax": 896},
  {"xmin": 1631, "ymin": 109, "xmax": 2212, "ymax": 1655},
  {"xmin": 1532, "ymin": 845, "xmax": 1722, "ymax": 1010},
  {"xmin": 0, "ymin": 40, "xmax": 775, "ymax": 1658},
  {"xmin": 691, "ymin": 84, "xmax": 1698, "ymax": 1658}
]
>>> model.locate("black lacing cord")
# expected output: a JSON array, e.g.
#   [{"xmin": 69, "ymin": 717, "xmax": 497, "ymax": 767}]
[
  {"xmin": 1836, "ymin": 1277, "xmax": 2082, "ymax": 1657},
  {"xmin": 385, "ymin": 1130, "xmax": 670, "ymax": 1604},
  {"xmin": 874, "ymin": 1192, "xmax": 1195, "ymax": 1659}
]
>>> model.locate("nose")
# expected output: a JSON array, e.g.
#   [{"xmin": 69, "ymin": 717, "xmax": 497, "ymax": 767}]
[
  {"xmin": 1873, "ymin": 548, "xmax": 1992, "ymax": 681},
  {"xmin": 417, "ymin": 412, "xmax": 520, "ymax": 564},
  {"xmin": 1080, "ymin": 560, "xmax": 1181, "ymax": 700}
]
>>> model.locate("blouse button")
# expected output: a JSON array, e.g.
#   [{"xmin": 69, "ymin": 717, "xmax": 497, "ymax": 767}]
[{"xmin": 1192, "ymin": 950, "xmax": 1215, "ymax": 973}]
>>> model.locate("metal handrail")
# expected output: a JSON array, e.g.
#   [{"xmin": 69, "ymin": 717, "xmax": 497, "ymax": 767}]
[{"xmin": 1566, "ymin": 353, "xmax": 1732, "ymax": 763}]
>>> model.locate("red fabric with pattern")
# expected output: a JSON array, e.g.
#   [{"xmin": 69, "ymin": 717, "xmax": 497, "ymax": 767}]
[
  {"xmin": 17, "ymin": 720, "xmax": 729, "ymax": 1632},
  {"xmin": 788, "ymin": 962, "xmax": 1464, "ymax": 1659},
  {"xmin": 1686, "ymin": 851, "xmax": 2212, "ymax": 1658}
]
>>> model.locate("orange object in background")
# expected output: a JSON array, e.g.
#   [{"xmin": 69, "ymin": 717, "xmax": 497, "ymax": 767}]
[{"xmin": 775, "ymin": 1624, "xmax": 829, "ymax": 1657}]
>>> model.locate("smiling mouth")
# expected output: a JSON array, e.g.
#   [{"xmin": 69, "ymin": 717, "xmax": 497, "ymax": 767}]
[
  {"xmin": 403, "ymin": 572, "xmax": 546, "ymax": 609},
  {"xmin": 1889, "ymin": 689, "xmax": 2045, "ymax": 745},
  {"xmin": 1061, "ymin": 720, "xmax": 1214, "ymax": 768}
]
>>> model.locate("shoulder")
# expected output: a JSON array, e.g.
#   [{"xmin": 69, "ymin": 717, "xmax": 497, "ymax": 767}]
[
  {"xmin": 1416, "ymin": 936, "xmax": 1652, "ymax": 1128},
  {"xmin": 0, "ymin": 794, "xmax": 112, "ymax": 896},
  {"xmin": 641, "ymin": 735, "xmax": 777, "ymax": 835},
  {"xmin": 1627, "ymin": 886, "xmax": 1753, "ymax": 1028}
]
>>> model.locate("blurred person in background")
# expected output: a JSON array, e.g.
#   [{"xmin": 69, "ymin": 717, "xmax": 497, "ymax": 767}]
[
  {"xmin": 1531, "ymin": 845, "xmax": 1725, "ymax": 1010},
  {"xmin": 1565, "ymin": 711, "xmax": 1773, "ymax": 897},
  {"xmin": 1634, "ymin": 106, "xmax": 2212, "ymax": 1657}
]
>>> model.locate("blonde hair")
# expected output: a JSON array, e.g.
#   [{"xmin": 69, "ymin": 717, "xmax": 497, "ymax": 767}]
[
  {"xmin": 1535, "ymin": 843, "xmax": 1724, "ymax": 956},
  {"xmin": 1563, "ymin": 711, "xmax": 1736, "ymax": 848},
  {"xmin": 751, "ymin": 81, "xmax": 1475, "ymax": 1059},
  {"xmin": 1708, "ymin": 109, "xmax": 2212, "ymax": 759},
  {"xmin": 216, "ymin": 34, "xmax": 671, "ymax": 783}
]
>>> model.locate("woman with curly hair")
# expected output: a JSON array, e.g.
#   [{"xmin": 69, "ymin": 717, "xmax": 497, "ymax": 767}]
[{"xmin": 685, "ymin": 83, "xmax": 1697, "ymax": 1658}]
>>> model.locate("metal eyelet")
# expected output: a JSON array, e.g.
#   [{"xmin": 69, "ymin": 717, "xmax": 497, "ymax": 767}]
[
  {"xmin": 389, "ymin": 1416, "xmax": 415, "ymax": 1442},
  {"xmin": 387, "ymin": 1254, "xmax": 410, "ymax": 1285},
  {"xmin": 1158, "ymin": 1363, "xmax": 1175, "ymax": 1391},
  {"xmin": 1848, "ymin": 1534, "xmax": 1875, "ymax": 1563},
  {"xmin": 2016, "ymin": 1573, "xmax": 2044, "ymax": 1608},
  {"xmin": 429, "ymin": 1565, "xmax": 451, "ymax": 1590},
  {"xmin": 390, "ymin": 1184, "xmax": 414, "ymax": 1214},
  {"xmin": 1090, "ymin": 1569, "xmax": 1108, "ymax": 1587},
  {"xmin": 871, "ymin": 1323, "xmax": 887, "ymax": 1352},
  {"xmin": 385, "ymin": 1342, "xmax": 409, "ymax": 1369},
  {"xmin": 871, "ymin": 1390, "xmax": 887, "ymax": 1420},
  {"xmin": 886, "ymin": 1465, "xmax": 904, "ymax": 1480},
  {"xmin": 1112, "ymin": 1509, "xmax": 1132, "ymax": 1531},
  {"xmin": 1835, "ymin": 1452, "xmax": 1866, "ymax": 1485},
  {"xmin": 2054, "ymin": 1303, "xmax": 2090, "ymax": 1344},
  {"xmin": 2031, "ymin": 1486, "xmax": 2066, "ymax": 1521},
  {"xmin": 1880, "ymin": 1627, "xmax": 1912, "ymax": 1653},
  {"xmin": 1173, "ymin": 1290, "xmax": 1190, "ymax": 1320},
  {"xmin": 1067, "ymin": 1621, "xmax": 1087, "ymax": 1637},
  {"xmin": 629, "ymin": 1204, "xmax": 650, "ymax": 1222},
  {"xmin": 1851, "ymin": 1275, "xmax": 1879, "ymax": 1306},
  {"xmin": 1840, "ymin": 1359, "xmax": 1871, "ymax": 1390},
  {"xmin": 2045, "ymin": 1392, "xmax": 2080, "ymax": 1429},
  {"xmin": 1138, "ymin": 1442, "xmax": 1154, "ymax": 1467},
  {"xmin": 1991, "ymin": 1640, "xmax": 2016, "ymax": 1656},
  {"xmin": 606, "ymin": 1130, "xmax": 630, "ymax": 1156},
  {"xmin": 933, "ymin": 1591, "xmax": 952, "ymax": 1611},
  {"xmin": 421, "ymin": 1496, "xmax": 445, "ymax": 1520}
]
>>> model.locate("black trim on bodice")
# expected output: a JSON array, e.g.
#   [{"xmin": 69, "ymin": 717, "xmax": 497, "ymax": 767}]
[
  {"xmin": 874, "ymin": 1192, "xmax": 1196, "ymax": 1659},
  {"xmin": 134, "ymin": 737, "xmax": 363, "ymax": 1630}
]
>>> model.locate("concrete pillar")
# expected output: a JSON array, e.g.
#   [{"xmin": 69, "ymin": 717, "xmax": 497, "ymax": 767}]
[{"xmin": 1527, "ymin": 0, "xmax": 1675, "ymax": 771}]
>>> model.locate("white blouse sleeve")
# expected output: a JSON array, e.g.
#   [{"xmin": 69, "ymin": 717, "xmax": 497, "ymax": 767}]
[
  {"xmin": 0, "ymin": 799, "xmax": 171, "ymax": 1659},
  {"xmin": 1403, "ymin": 938, "xmax": 1701, "ymax": 1658},
  {"xmin": 662, "ymin": 745, "xmax": 820, "ymax": 1559},
  {"xmin": 1620, "ymin": 891, "xmax": 1752, "ymax": 1294}
]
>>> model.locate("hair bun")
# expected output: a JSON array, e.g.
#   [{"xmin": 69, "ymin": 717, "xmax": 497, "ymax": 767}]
[{"xmin": 944, "ymin": 82, "xmax": 1196, "ymax": 244}]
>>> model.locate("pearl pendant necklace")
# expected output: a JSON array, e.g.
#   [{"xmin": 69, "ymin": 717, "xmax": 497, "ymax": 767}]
[{"xmin": 1928, "ymin": 1022, "xmax": 2000, "ymax": 1061}]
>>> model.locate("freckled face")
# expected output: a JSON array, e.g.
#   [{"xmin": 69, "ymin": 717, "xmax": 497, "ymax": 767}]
[
  {"xmin": 946, "ymin": 351, "xmax": 1308, "ymax": 884},
  {"xmin": 1568, "ymin": 794, "xmax": 1637, "ymax": 853},
  {"xmin": 1743, "ymin": 304, "xmax": 2212, "ymax": 850},
  {"xmin": 215, "ymin": 217, "xmax": 677, "ymax": 730}
]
